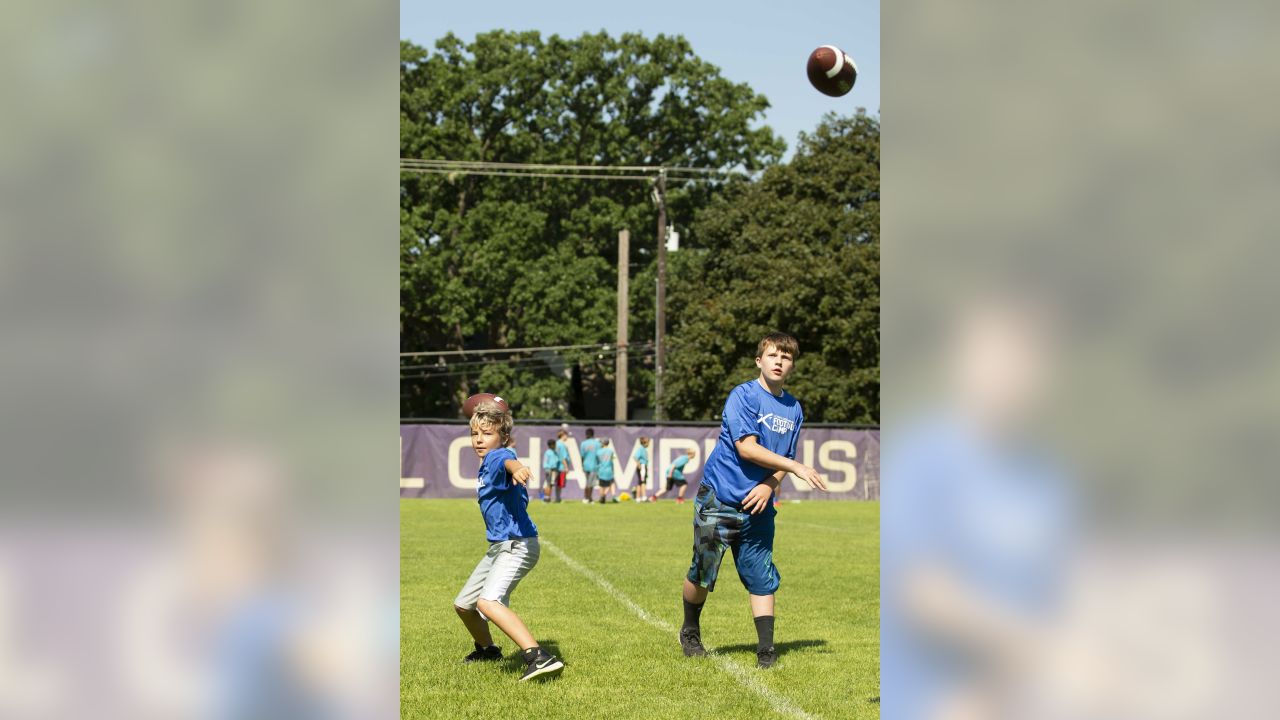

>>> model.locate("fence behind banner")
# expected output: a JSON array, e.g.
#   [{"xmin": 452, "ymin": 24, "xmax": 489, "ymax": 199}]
[{"xmin": 400, "ymin": 423, "xmax": 879, "ymax": 500}]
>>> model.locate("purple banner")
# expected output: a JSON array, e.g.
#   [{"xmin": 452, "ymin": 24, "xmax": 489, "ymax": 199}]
[{"xmin": 401, "ymin": 423, "xmax": 879, "ymax": 500}]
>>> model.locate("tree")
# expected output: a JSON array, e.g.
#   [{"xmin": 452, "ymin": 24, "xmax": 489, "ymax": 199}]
[
  {"xmin": 663, "ymin": 113, "xmax": 880, "ymax": 424},
  {"xmin": 400, "ymin": 32, "xmax": 784, "ymax": 418}
]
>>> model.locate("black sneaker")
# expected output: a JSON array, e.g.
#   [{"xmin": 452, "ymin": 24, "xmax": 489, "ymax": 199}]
[
  {"xmin": 756, "ymin": 646, "xmax": 778, "ymax": 669},
  {"xmin": 462, "ymin": 644, "xmax": 502, "ymax": 663},
  {"xmin": 679, "ymin": 627, "xmax": 707, "ymax": 657},
  {"xmin": 518, "ymin": 647, "xmax": 564, "ymax": 682}
]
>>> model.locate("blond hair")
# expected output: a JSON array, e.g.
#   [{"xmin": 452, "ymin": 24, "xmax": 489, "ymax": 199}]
[{"xmin": 469, "ymin": 401, "xmax": 514, "ymax": 447}]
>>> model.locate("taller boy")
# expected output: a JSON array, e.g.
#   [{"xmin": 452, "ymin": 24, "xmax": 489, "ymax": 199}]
[{"xmin": 678, "ymin": 332, "xmax": 827, "ymax": 668}]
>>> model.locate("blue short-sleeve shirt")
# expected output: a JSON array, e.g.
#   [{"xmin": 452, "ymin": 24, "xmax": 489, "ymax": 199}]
[
  {"xmin": 596, "ymin": 446, "xmax": 615, "ymax": 480},
  {"xmin": 555, "ymin": 439, "xmax": 570, "ymax": 471},
  {"xmin": 579, "ymin": 438, "xmax": 601, "ymax": 472},
  {"xmin": 634, "ymin": 445, "xmax": 649, "ymax": 465},
  {"xmin": 669, "ymin": 454, "xmax": 691, "ymax": 480},
  {"xmin": 476, "ymin": 447, "xmax": 538, "ymax": 542},
  {"xmin": 542, "ymin": 449, "xmax": 560, "ymax": 470},
  {"xmin": 702, "ymin": 380, "xmax": 804, "ymax": 504}
]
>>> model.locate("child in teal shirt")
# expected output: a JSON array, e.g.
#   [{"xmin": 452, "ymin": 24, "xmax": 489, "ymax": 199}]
[
  {"xmin": 634, "ymin": 436, "xmax": 651, "ymax": 502},
  {"xmin": 541, "ymin": 439, "xmax": 560, "ymax": 503},
  {"xmin": 595, "ymin": 438, "xmax": 617, "ymax": 503}
]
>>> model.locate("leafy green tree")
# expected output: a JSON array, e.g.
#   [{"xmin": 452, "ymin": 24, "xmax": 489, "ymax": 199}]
[
  {"xmin": 664, "ymin": 113, "xmax": 880, "ymax": 424},
  {"xmin": 400, "ymin": 32, "xmax": 784, "ymax": 418}
]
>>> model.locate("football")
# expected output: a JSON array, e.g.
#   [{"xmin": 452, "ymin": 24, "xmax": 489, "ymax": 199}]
[
  {"xmin": 619, "ymin": 492, "xmax": 632, "ymax": 502},
  {"xmin": 462, "ymin": 392, "xmax": 509, "ymax": 418},
  {"xmin": 806, "ymin": 45, "xmax": 857, "ymax": 97}
]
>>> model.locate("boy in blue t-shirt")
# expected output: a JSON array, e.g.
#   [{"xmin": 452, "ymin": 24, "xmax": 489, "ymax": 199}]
[
  {"xmin": 652, "ymin": 448, "xmax": 695, "ymax": 503},
  {"xmin": 453, "ymin": 401, "xmax": 565, "ymax": 681},
  {"xmin": 578, "ymin": 428, "xmax": 601, "ymax": 504},
  {"xmin": 678, "ymin": 333, "xmax": 827, "ymax": 669},
  {"xmin": 595, "ymin": 438, "xmax": 617, "ymax": 503},
  {"xmin": 633, "ymin": 436, "xmax": 651, "ymax": 502},
  {"xmin": 541, "ymin": 439, "xmax": 561, "ymax": 503}
]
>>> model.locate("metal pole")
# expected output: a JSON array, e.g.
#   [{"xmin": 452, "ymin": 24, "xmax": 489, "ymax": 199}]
[
  {"xmin": 615, "ymin": 229, "xmax": 629, "ymax": 421},
  {"xmin": 654, "ymin": 170, "xmax": 667, "ymax": 421}
]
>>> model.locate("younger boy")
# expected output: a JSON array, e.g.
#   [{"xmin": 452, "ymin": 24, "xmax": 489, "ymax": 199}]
[
  {"xmin": 541, "ymin": 439, "xmax": 560, "ymax": 503},
  {"xmin": 595, "ymin": 438, "xmax": 617, "ymax": 503},
  {"xmin": 652, "ymin": 448, "xmax": 696, "ymax": 504},
  {"xmin": 633, "ymin": 436, "xmax": 651, "ymax": 502},
  {"xmin": 453, "ymin": 401, "xmax": 565, "ymax": 681},
  {"xmin": 555, "ymin": 429, "xmax": 571, "ymax": 502},
  {"xmin": 677, "ymin": 333, "xmax": 827, "ymax": 669},
  {"xmin": 579, "ymin": 428, "xmax": 600, "ymax": 504}
]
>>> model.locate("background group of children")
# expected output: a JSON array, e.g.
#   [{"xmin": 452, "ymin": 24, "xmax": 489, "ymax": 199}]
[{"xmin": 538, "ymin": 430, "xmax": 696, "ymax": 504}]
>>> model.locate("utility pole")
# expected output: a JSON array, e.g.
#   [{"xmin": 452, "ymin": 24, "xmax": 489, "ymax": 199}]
[
  {"xmin": 615, "ymin": 229, "xmax": 629, "ymax": 421},
  {"xmin": 653, "ymin": 169, "xmax": 667, "ymax": 421}
]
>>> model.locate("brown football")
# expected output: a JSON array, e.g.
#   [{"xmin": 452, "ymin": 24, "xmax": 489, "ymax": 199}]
[
  {"xmin": 462, "ymin": 392, "xmax": 509, "ymax": 418},
  {"xmin": 807, "ymin": 45, "xmax": 858, "ymax": 97}
]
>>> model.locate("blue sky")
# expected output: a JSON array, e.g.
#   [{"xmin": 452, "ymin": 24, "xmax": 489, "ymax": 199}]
[{"xmin": 401, "ymin": 0, "xmax": 879, "ymax": 160}]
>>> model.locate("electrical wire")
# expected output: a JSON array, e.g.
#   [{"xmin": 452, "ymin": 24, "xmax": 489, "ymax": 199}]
[
  {"xmin": 400, "ymin": 351, "xmax": 656, "ymax": 381},
  {"xmin": 401, "ymin": 342, "xmax": 649, "ymax": 359},
  {"xmin": 400, "ymin": 158, "xmax": 747, "ymax": 175},
  {"xmin": 400, "ymin": 167, "xmax": 730, "ymax": 183}
]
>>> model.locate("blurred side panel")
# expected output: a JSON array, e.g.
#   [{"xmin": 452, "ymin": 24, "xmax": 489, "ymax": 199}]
[
  {"xmin": 883, "ymin": 0, "xmax": 1280, "ymax": 718},
  {"xmin": 0, "ymin": 0, "xmax": 398, "ymax": 718}
]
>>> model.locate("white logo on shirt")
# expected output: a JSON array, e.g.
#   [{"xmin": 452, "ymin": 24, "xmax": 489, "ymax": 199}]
[{"xmin": 756, "ymin": 413, "xmax": 795, "ymax": 434}]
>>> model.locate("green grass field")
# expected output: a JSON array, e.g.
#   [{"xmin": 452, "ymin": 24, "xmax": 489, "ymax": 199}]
[{"xmin": 402, "ymin": 497, "xmax": 879, "ymax": 720}]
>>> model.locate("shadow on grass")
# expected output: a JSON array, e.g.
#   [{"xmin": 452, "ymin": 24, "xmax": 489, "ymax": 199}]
[{"xmin": 711, "ymin": 638, "xmax": 829, "ymax": 657}]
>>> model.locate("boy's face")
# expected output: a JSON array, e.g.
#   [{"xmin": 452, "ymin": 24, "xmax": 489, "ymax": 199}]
[
  {"xmin": 755, "ymin": 343, "xmax": 795, "ymax": 382},
  {"xmin": 470, "ymin": 422, "xmax": 503, "ymax": 458}
]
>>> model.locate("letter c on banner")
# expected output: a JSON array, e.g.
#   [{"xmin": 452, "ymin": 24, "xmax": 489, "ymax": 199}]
[{"xmin": 448, "ymin": 436, "xmax": 478, "ymax": 490}]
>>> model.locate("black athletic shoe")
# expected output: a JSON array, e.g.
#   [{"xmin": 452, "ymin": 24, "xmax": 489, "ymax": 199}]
[
  {"xmin": 756, "ymin": 646, "xmax": 778, "ymax": 669},
  {"xmin": 518, "ymin": 647, "xmax": 565, "ymax": 682},
  {"xmin": 679, "ymin": 627, "xmax": 707, "ymax": 657},
  {"xmin": 462, "ymin": 644, "xmax": 502, "ymax": 663}
]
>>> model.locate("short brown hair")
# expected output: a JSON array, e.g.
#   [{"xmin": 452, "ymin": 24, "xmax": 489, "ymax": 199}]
[
  {"xmin": 756, "ymin": 332, "xmax": 799, "ymax": 359},
  {"xmin": 469, "ymin": 401, "xmax": 514, "ymax": 447}
]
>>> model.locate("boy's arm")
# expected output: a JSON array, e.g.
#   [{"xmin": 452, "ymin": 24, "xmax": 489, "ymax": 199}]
[
  {"xmin": 742, "ymin": 470, "xmax": 787, "ymax": 514},
  {"xmin": 734, "ymin": 435, "xmax": 826, "ymax": 490},
  {"xmin": 503, "ymin": 458, "xmax": 532, "ymax": 486}
]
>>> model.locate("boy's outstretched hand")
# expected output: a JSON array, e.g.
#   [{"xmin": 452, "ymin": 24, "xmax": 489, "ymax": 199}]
[
  {"xmin": 510, "ymin": 465, "xmax": 532, "ymax": 486},
  {"xmin": 742, "ymin": 484, "xmax": 775, "ymax": 514},
  {"xmin": 793, "ymin": 463, "xmax": 828, "ymax": 491}
]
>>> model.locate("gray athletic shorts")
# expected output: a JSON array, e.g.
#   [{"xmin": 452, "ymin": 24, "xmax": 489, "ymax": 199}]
[
  {"xmin": 585, "ymin": 470, "xmax": 599, "ymax": 486},
  {"xmin": 454, "ymin": 537, "xmax": 540, "ymax": 611}
]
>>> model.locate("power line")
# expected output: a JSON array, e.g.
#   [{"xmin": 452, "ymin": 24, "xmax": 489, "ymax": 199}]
[
  {"xmin": 400, "ymin": 342, "xmax": 649, "ymax": 359},
  {"xmin": 399, "ymin": 166, "xmax": 655, "ymax": 180},
  {"xmin": 400, "ymin": 351, "xmax": 656, "ymax": 381},
  {"xmin": 400, "ymin": 167, "xmax": 722, "ymax": 183},
  {"xmin": 399, "ymin": 158, "xmax": 753, "ymax": 183},
  {"xmin": 400, "ymin": 346, "xmax": 645, "ymax": 372},
  {"xmin": 400, "ymin": 158, "xmax": 746, "ymax": 175}
]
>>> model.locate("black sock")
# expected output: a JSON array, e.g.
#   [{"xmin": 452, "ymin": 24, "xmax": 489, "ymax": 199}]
[
  {"xmin": 682, "ymin": 598, "xmax": 704, "ymax": 632},
  {"xmin": 754, "ymin": 615, "xmax": 775, "ymax": 651}
]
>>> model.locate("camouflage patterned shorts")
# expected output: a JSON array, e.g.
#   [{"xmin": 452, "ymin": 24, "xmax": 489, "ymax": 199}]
[{"xmin": 685, "ymin": 484, "xmax": 779, "ymax": 595}]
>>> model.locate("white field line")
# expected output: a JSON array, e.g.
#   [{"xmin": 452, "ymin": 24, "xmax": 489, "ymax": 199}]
[{"xmin": 541, "ymin": 538, "xmax": 819, "ymax": 720}]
